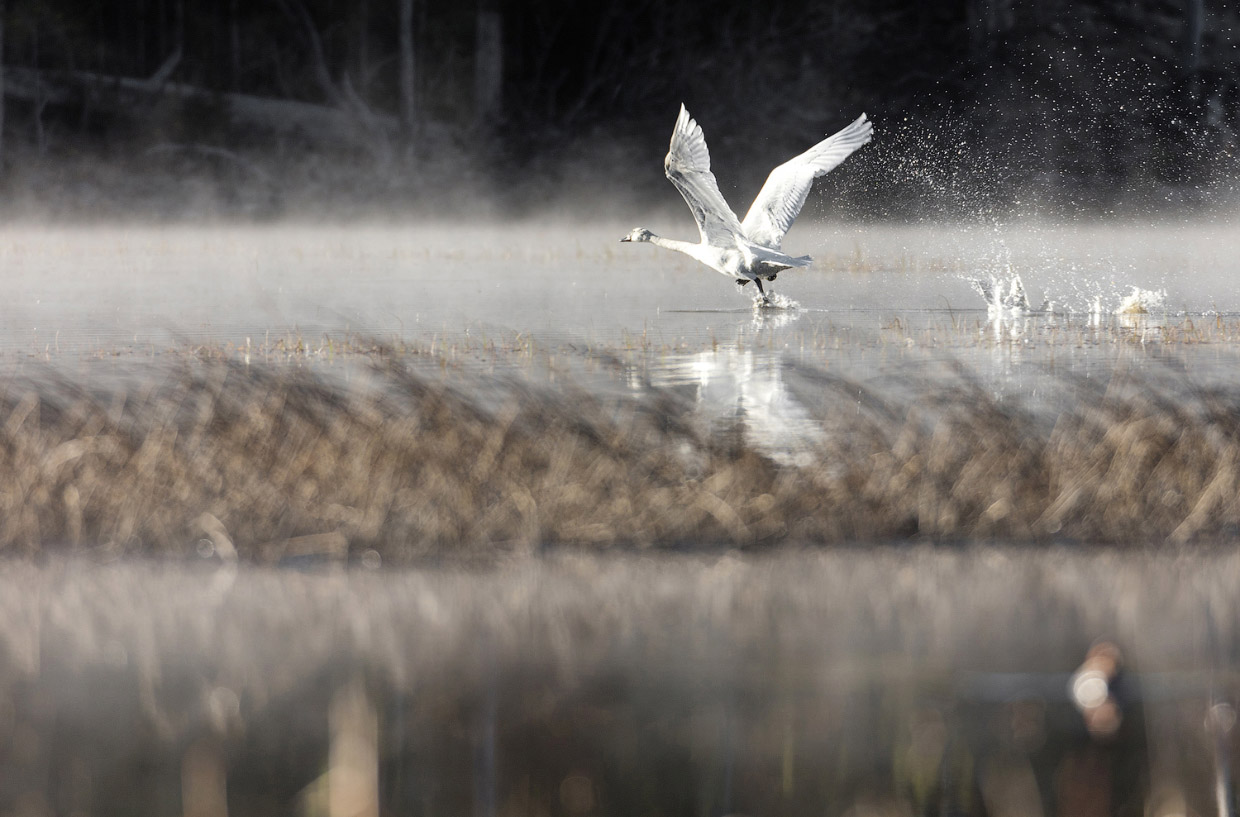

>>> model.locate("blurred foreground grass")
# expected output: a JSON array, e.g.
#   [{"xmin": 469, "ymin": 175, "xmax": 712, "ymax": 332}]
[
  {"xmin": 0, "ymin": 353, "xmax": 1237, "ymax": 558},
  {"xmin": 0, "ymin": 550, "xmax": 1235, "ymax": 816}
]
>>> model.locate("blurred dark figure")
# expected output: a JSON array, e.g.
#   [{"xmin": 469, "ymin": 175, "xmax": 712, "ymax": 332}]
[{"xmin": 1060, "ymin": 642, "xmax": 1147, "ymax": 817}]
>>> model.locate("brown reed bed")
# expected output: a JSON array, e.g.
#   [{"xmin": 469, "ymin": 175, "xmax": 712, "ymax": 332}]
[{"xmin": 0, "ymin": 353, "xmax": 1238, "ymax": 561}]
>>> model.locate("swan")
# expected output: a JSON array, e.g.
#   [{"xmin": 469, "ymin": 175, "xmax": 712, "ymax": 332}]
[{"xmin": 621, "ymin": 104, "xmax": 872, "ymax": 304}]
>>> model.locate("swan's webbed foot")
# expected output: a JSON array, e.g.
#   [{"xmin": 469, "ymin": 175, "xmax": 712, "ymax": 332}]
[
  {"xmin": 736, "ymin": 279, "xmax": 750, "ymax": 287},
  {"xmin": 754, "ymin": 277, "xmax": 771, "ymax": 306},
  {"xmin": 766, "ymin": 274, "xmax": 778, "ymax": 282}
]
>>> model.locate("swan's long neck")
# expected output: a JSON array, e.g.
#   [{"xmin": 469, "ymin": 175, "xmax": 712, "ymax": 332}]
[
  {"xmin": 650, "ymin": 234, "xmax": 727, "ymax": 271},
  {"xmin": 641, "ymin": 232, "xmax": 733, "ymax": 276},
  {"xmin": 648, "ymin": 234, "xmax": 700, "ymax": 256}
]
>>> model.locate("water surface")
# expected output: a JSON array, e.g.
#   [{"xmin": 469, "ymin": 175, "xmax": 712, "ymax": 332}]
[{"xmin": 4, "ymin": 221, "xmax": 1237, "ymax": 459}]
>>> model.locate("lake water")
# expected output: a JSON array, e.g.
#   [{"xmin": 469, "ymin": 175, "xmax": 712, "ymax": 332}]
[
  {"xmin": 5, "ymin": 220, "xmax": 1240, "ymax": 456},
  {"xmin": 3, "ymin": 220, "xmax": 1237, "ymax": 347},
  {"xmin": 3, "ymin": 220, "xmax": 1240, "ymax": 815}
]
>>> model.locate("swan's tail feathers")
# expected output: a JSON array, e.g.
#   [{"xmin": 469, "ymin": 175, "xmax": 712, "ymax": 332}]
[{"xmin": 757, "ymin": 251, "xmax": 813, "ymax": 274}]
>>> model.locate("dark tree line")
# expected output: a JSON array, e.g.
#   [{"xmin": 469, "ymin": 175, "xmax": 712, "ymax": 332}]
[{"xmin": 0, "ymin": 0, "xmax": 1235, "ymax": 217}]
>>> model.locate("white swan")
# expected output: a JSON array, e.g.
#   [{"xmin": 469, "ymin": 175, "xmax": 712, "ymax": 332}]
[{"xmin": 621, "ymin": 104, "xmax": 872, "ymax": 304}]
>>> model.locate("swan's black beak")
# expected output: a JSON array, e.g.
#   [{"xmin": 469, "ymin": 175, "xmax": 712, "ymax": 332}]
[{"xmin": 619, "ymin": 236, "xmax": 631, "ymax": 242}]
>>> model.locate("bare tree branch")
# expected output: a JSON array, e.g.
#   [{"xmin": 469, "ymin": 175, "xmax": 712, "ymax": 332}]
[
  {"xmin": 144, "ymin": 45, "xmax": 182, "ymax": 91},
  {"xmin": 274, "ymin": 0, "xmax": 344, "ymax": 107},
  {"xmin": 3, "ymin": 66, "xmax": 397, "ymax": 148}
]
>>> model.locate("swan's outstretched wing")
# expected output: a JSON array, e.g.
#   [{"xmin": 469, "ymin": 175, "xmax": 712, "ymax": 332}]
[
  {"xmin": 664, "ymin": 104, "xmax": 745, "ymax": 245},
  {"xmin": 741, "ymin": 113, "xmax": 872, "ymax": 250}
]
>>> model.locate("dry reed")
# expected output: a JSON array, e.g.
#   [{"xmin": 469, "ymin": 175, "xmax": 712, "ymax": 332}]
[{"xmin": 0, "ymin": 355, "xmax": 1237, "ymax": 560}]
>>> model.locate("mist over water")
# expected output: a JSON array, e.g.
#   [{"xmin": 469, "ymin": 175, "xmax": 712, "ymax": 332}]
[
  {"xmin": 1, "ymin": 218, "xmax": 1238, "ymax": 467},
  {"xmin": 4, "ymin": 0, "xmax": 1240, "ymax": 810}
]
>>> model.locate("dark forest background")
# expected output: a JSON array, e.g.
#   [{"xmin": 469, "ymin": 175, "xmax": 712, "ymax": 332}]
[{"xmin": 0, "ymin": 0, "xmax": 1234, "ymax": 220}]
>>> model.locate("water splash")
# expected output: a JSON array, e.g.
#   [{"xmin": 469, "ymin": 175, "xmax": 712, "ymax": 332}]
[
  {"xmin": 969, "ymin": 271, "xmax": 1049, "ymax": 316},
  {"xmin": 968, "ymin": 260, "xmax": 1169, "ymax": 322},
  {"xmin": 1089, "ymin": 295, "xmax": 1105, "ymax": 327},
  {"xmin": 1116, "ymin": 286, "xmax": 1167, "ymax": 315},
  {"xmin": 751, "ymin": 308, "xmax": 801, "ymax": 331},
  {"xmin": 754, "ymin": 291, "xmax": 800, "ymax": 311}
]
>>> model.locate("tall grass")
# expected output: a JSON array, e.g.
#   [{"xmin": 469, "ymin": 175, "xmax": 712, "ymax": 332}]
[{"xmin": 0, "ymin": 355, "xmax": 1238, "ymax": 558}]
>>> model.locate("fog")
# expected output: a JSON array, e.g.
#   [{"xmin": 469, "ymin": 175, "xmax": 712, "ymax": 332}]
[{"xmin": 3, "ymin": 0, "xmax": 1240, "ymax": 814}]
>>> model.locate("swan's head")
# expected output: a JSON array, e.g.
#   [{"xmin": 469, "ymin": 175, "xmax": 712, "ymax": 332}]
[{"xmin": 619, "ymin": 227, "xmax": 654, "ymax": 243}]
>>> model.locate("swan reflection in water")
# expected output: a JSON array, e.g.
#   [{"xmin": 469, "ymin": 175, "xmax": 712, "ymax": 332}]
[{"xmin": 642, "ymin": 309, "xmax": 823, "ymax": 465}]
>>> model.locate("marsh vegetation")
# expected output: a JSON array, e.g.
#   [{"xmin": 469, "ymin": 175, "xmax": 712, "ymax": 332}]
[{"xmin": 3, "ymin": 345, "xmax": 1240, "ymax": 560}]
